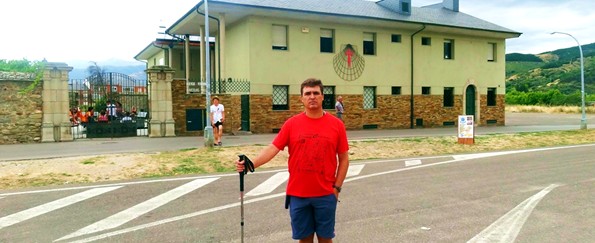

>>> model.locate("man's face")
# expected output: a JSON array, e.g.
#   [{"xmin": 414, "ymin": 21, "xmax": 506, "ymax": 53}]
[
  {"xmin": 301, "ymin": 86, "xmax": 323, "ymax": 110},
  {"xmin": 213, "ymin": 99, "xmax": 219, "ymax": 105}
]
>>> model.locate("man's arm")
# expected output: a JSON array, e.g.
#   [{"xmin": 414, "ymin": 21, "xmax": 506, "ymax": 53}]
[
  {"xmin": 236, "ymin": 144, "xmax": 281, "ymax": 172},
  {"xmin": 334, "ymin": 151, "xmax": 349, "ymax": 190}
]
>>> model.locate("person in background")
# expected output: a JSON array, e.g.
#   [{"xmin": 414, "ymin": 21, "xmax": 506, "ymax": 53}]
[
  {"xmin": 85, "ymin": 107, "xmax": 95, "ymax": 123},
  {"xmin": 107, "ymin": 101, "xmax": 117, "ymax": 121},
  {"xmin": 121, "ymin": 112, "xmax": 132, "ymax": 122},
  {"xmin": 236, "ymin": 78, "xmax": 349, "ymax": 243},
  {"xmin": 335, "ymin": 96, "xmax": 345, "ymax": 122},
  {"xmin": 210, "ymin": 96, "xmax": 225, "ymax": 146},
  {"xmin": 98, "ymin": 110, "xmax": 108, "ymax": 122}
]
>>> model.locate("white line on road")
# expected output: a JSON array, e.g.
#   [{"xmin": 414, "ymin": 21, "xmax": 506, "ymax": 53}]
[
  {"xmin": 246, "ymin": 172, "xmax": 288, "ymax": 197},
  {"xmin": 467, "ymin": 184, "xmax": 560, "ymax": 243},
  {"xmin": 50, "ymin": 145, "xmax": 594, "ymax": 242},
  {"xmin": 405, "ymin": 160, "xmax": 422, "ymax": 167},
  {"xmin": 65, "ymin": 193, "xmax": 286, "ymax": 243},
  {"xmin": 346, "ymin": 164, "xmax": 365, "ymax": 177},
  {"xmin": 56, "ymin": 178, "xmax": 218, "ymax": 242},
  {"xmin": 0, "ymin": 186, "xmax": 122, "ymax": 230}
]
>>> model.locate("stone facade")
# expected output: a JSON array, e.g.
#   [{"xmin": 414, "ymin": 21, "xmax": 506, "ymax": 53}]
[
  {"xmin": 171, "ymin": 81, "xmax": 505, "ymax": 135},
  {"xmin": 0, "ymin": 72, "xmax": 43, "ymax": 144}
]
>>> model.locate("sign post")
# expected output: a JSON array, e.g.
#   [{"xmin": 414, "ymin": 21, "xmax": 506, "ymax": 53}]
[{"xmin": 458, "ymin": 115, "xmax": 474, "ymax": 145}]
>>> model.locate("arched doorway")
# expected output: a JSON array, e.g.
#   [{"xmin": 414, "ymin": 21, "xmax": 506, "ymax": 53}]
[{"xmin": 465, "ymin": 85, "xmax": 476, "ymax": 118}]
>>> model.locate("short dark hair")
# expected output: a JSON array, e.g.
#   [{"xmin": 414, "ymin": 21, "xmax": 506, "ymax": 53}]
[{"xmin": 300, "ymin": 78, "xmax": 324, "ymax": 96}]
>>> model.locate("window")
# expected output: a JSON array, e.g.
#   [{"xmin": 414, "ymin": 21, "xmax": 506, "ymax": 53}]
[
  {"xmin": 320, "ymin": 29, "xmax": 334, "ymax": 53},
  {"xmin": 363, "ymin": 86, "xmax": 376, "ymax": 109},
  {"xmin": 487, "ymin": 87, "xmax": 497, "ymax": 106},
  {"xmin": 488, "ymin": 43, "xmax": 496, "ymax": 62},
  {"xmin": 443, "ymin": 87, "xmax": 454, "ymax": 107},
  {"xmin": 272, "ymin": 25, "xmax": 288, "ymax": 50},
  {"xmin": 401, "ymin": 1, "xmax": 410, "ymax": 13},
  {"xmin": 422, "ymin": 37, "xmax": 431, "ymax": 46},
  {"xmin": 272, "ymin": 85, "xmax": 289, "ymax": 110},
  {"xmin": 391, "ymin": 86, "xmax": 402, "ymax": 95},
  {"xmin": 391, "ymin": 34, "xmax": 402, "ymax": 43},
  {"xmin": 322, "ymin": 86, "xmax": 335, "ymax": 109},
  {"xmin": 444, "ymin": 39, "xmax": 454, "ymax": 59},
  {"xmin": 363, "ymin": 32, "xmax": 376, "ymax": 55},
  {"xmin": 422, "ymin": 86, "xmax": 431, "ymax": 95}
]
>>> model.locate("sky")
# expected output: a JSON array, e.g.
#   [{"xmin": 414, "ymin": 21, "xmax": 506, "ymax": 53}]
[{"xmin": 1, "ymin": 0, "xmax": 594, "ymax": 66}]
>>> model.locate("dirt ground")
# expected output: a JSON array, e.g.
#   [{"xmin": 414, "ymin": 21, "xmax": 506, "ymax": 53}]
[{"xmin": 1, "ymin": 129, "xmax": 595, "ymax": 190}]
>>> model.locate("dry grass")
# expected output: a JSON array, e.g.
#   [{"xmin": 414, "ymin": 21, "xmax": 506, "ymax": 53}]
[
  {"xmin": 1, "ymin": 129, "xmax": 594, "ymax": 190},
  {"xmin": 506, "ymin": 105, "xmax": 595, "ymax": 114}
]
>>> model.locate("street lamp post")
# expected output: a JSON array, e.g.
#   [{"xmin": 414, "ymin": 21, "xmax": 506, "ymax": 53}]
[
  {"xmin": 204, "ymin": 0, "xmax": 215, "ymax": 147},
  {"xmin": 551, "ymin": 32, "xmax": 587, "ymax": 129}
]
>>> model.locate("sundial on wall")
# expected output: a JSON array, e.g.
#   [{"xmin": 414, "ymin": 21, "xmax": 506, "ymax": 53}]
[{"xmin": 333, "ymin": 44, "xmax": 365, "ymax": 81}]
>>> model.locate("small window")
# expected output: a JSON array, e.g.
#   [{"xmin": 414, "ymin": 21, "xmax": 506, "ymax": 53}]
[
  {"xmin": 323, "ymin": 86, "xmax": 335, "ymax": 109},
  {"xmin": 320, "ymin": 29, "xmax": 334, "ymax": 53},
  {"xmin": 391, "ymin": 86, "xmax": 402, "ymax": 95},
  {"xmin": 422, "ymin": 86, "xmax": 431, "ymax": 95},
  {"xmin": 363, "ymin": 32, "xmax": 376, "ymax": 55},
  {"xmin": 443, "ymin": 87, "xmax": 454, "ymax": 107},
  {"xmin": 272, "ymin": 25, "xmax": 288, "ymax": 50},
  {"xmin": 488, "ymin": 43, "xmax": 496, "ymax": 62},
  {"xmin": 487, "ymin": 87, "xmax": 497, "ymax": 106},
  {"xmin": 422, "ymin": 37, "xmax": 431, "ymax": 46},
  {"xmin": 401, "ymin": 1, "xmax": 410, "ymax": 13},
  {"xmin": 444, "ymin": 39, "xmax": 454, "ymax": 59},
  {"xmin": 272, "ymin": 85, "xmax": 289, "ymax": 110},
  {"xmin": 363, "ymin": 86, "xmax": 377, "ymax": 109},
  {"xmin": 391, "ymin": 34, "xmax": 402, "ymax": 43}
]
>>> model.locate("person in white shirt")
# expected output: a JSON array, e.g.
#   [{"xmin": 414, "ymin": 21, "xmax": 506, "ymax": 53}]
[{"xmin": 210, "ymin": 96, "xmax": 225, "ymax": 146}]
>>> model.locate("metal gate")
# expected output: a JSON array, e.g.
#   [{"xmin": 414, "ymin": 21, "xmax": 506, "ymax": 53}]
[{"xmin": 68, "ymin": 72, "xmax": 149, "ymax": 139}]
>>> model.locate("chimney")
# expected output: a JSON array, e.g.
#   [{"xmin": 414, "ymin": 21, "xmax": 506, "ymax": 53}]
[
  {"xmin": 377, "ymin": 0, "xmax": 412, "ymax": 15},
  {"xmin": 442, "ymin": 0, "xmax": 459, "ymax": 12}
]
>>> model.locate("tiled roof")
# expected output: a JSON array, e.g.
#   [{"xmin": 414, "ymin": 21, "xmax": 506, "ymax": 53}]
[{"xmin": 209, "ymin": 0, "xmax": 519, "ymax": 34}]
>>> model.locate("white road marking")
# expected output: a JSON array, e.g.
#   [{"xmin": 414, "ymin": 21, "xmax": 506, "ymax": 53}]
[
  {"xmin": 346, "ymin": 164, "xmax": 365, "ymax": 177},
  {"xmin": 0, "ymin": 186, "xmax": 122, "ymax": 230},
  {"xmin": 246, "ymin": 172, "xmax": 288, "ymax": 197},
  {"xmin": 405, "ymin": 160, "xmax": 422, "ymax": 167},
  {"xmin": 57, "ymin": 143, "xmax": 589, "ymax": 242},
  {"xmin": 467, "ymin": 184, "xmax": 560, "ymax": 243},
  {"xmin": 64, "ymin": 192, "xmax": 286, "ymax": 243},
  {"xmin": 56, "ymin": 178, "xmax": 218, "ymax": 241}
]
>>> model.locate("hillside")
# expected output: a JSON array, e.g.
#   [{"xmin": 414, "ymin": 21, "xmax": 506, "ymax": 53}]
[{"xmin": 505, "ymin": 43, "xmax": 595, "ymax": 96}]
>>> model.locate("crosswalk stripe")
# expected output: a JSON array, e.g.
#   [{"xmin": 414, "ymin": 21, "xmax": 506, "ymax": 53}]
[
  {"xmin": 246, "ymin": 172, "xmax": 289, "ymax": 197},
  {"xmin": 0, "ymin": 186, "xmax": 122, "ymax": 230},
  {"xmin": 346, "ymin": 164, "xmax": 365, "ymax": 177},
  {"xmin": 405, "ymin": 160, "xmax": 422, "ymax": 167},
  {"xmin": 56, "ymin": 177, "xmax": 218, "ymax": 241}
]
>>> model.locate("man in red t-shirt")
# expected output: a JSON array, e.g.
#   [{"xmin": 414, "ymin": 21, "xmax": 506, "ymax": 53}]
[{"xmin": 236, "ymin": 78, "xmax": 349, "ymax": 243}]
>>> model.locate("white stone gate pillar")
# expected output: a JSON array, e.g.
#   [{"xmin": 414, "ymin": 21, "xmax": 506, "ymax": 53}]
[
  {"xmin": 147, "ymin": 66, "xmax": 176, "ymax": 137},
  {"xmin": 41, "ymin": 62, "xmax": 73, "ymax": 142}
]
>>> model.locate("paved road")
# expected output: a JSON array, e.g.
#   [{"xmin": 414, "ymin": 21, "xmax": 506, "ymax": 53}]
[
  {"xmin": 1, "ymin": 144, "xmax": 593, "ymax": 242},
  {"xmin": 0, "ymin": 112, "xmax": 593, "ymax": 162}
]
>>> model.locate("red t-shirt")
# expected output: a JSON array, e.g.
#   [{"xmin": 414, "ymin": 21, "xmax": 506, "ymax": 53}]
[{"xmin": 272, "ymin": 112, "xmax": 349, "ymax": 197}]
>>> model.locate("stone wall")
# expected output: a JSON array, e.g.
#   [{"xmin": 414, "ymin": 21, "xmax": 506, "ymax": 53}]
[
  {"xmin": 0, "ymin": 72, "xmax": 43, "ymax": 144},
  {"xmin": 171, "ymin": 79, "xmax": 504, "ymax": 135}
]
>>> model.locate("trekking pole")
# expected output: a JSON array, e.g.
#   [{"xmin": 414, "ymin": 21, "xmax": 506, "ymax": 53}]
[{"xmin": 238, "ymin": 154, "xmax": 254, "ymax": 243}]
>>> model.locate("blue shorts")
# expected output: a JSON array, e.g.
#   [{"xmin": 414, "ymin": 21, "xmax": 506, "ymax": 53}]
[{"xmin": 288, "ymin": 194, "xmax": 337, "ymax": 240}]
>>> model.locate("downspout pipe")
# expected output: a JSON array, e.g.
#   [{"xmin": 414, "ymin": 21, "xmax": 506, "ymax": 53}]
[
  {"xmin": 410, "ymin": 24, "xmax": 425, "ymax": 129},
  {"xmin": 195, "ymin": 4, "xmax": 222, "ymax": 89}
]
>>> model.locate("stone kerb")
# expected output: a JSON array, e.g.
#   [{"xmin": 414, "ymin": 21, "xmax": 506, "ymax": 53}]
[{"xmin": 147, "ymin": 66, "xmax": 176, "ymax": 137}]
